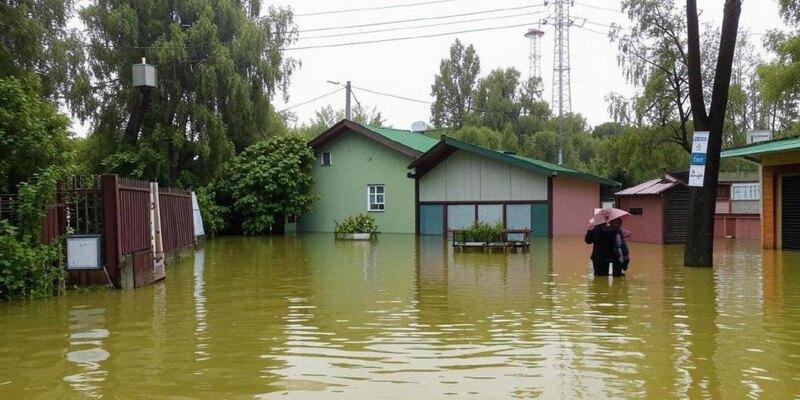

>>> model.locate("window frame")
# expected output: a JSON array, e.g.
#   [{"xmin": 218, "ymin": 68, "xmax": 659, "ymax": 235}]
[
  {"xmin": 320, "ymin": 152, "xmax": 332, "ymax": 166},
  {"xmin": 731, "ymin": 183, "xmax": 759, "ymax": 201},
  {"xmin": 367, "ymin": 184, "xmax": 385, "ymax": 212}
]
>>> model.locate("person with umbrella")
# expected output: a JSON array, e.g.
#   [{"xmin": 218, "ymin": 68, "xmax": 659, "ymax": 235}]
[{"xmin": 584, "ymin": 208, "xmax": 630, "ymax": 277}]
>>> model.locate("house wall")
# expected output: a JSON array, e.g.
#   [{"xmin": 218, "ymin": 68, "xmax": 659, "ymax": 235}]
[
  {"xmin": 761, "ymin": 150, "xmax": 800, "ymax": 249},
  {"xmin": 618, "ymin": 195, "xmax": 664, "ymax": 244},
  {"xmin": 418, "ymin": 150, "xmax": 549, "ymax": 202},
  {"xmin": 551, "ymin": 176, "xmax": 600, "ymax": 236},
  {"xmin": 714, "ymin": 215, "xmax": 761, "ymax": 240},
  {"xmin": 301, "ymin": 131, "xmax": 416, "ymax": 233}
]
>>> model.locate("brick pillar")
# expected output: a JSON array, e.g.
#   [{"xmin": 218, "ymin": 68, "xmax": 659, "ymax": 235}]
[{"xmin": 762, "ymin": 166, "xmax": 775, "ymax": 250}]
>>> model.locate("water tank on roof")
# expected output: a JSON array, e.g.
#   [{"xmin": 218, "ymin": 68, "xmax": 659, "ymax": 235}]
[{"xmin": 410, "ymin": 121, "xmax": 428, "ymax": 132}]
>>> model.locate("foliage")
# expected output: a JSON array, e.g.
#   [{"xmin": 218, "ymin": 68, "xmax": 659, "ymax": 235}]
[
  {"xmin": 0, "ymin": 0, "xmax": 89, "ymax": 110},
  {"xmin": 217, "ymin": 135, "xmax": 316, "ymax": 235},
  {"xmin": 458, "ymin": 220, "xmax": 505, "ymax": 242},
  {"xmin": 0, "ymin": 220, "xmax": 65, "ymax": 300},
  {"xmin": 79, "ymin": 0, "xmax": 299, "ymax": 186},
  {"xmin": 334, "ymin": 214, "xmax": 378, "ymax": 234},
  {"xmin": 430, "ymin": 39, "xmax": 481, "ymax": 128},
  {"xmin": 0, "ymin": 77, "xmax": 72, "ymax": 192},
  {"xmin": 471, "ymin": 67, "xmax": 522, "ymax": 132},
  {"xmin": 195, "ymin": 186, "xmax": 228, "ymax": 236}
]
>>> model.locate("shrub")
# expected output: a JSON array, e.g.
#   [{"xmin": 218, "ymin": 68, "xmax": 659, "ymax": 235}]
[
  {"xmin": 459, "ymin": 220, "xmax": 505, "ymax": 242},
  {"xmin": 0, "ymin": 220, "xmax": 65, "ymax": 300},
  {"xmin": 335, "ymin": 214, "xmax": 378, "ymax": 234},
  {"xmin": 195, "ymin": 186, "xmax": 228, "ymax": 236}
]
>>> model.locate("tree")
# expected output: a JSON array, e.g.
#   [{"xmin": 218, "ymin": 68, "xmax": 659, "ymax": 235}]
[
  {"xmin": 80, "ymin": 0, "xmax": 298, "ymax": 186},
  {"xmin": 430, "ymin": 39, "xmax": 480, "ymax": 128},
  {"xmin": 0, "ymin": 77, "xmax": 72, "ymax": 192},
  {"xmin": 0, "ymin": 0, "xmax": 89, "ymax": 112},
  {"xmin": 217, "ymin": 135, "xmax": 317, "ymax": 235},
  {"xmin": 757, "ymin": 1, "xmax": 800, "ymax": 135},
  {"xmin": 471, "ymin": 67, "xmax": 522, "ymax": 132},
  {"xmin": 684, "ymin": 0, "xmax": 742, "ymax": 267}
]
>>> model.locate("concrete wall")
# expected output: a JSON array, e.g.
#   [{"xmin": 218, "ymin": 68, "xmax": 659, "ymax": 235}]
[
  {"xmin": 301, "ymin": 131, "xmax": 416, "ymax": 233},
  {"xmin": 419, "ymin": 150, "xmax": 548, "ymax": 202},
  {"xmin": 618, "ymin": 195, "xmax": 664, "ymax": 244},
  {"xmin": 551, "ymin": 176, "xmax": 600, "ymax": 236}
]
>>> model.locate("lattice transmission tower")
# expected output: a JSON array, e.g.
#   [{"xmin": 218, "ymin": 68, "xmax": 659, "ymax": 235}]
[
  {"xmin": 551, "ymin": 0, "xmax": 572, "ymax": 164},
  {"xmin": 524, "ymin": 27, "xmax": 545, "ymax": 99}
]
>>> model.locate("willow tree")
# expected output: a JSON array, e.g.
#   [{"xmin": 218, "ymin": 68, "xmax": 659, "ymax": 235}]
[
  {"xmin": 684, "ymin": 0, "xmax": 742, "ymax": 267},
  {"xmin": 430, "ymin": 39, "xmax": 481, "ymax": 129},
  {"xmin": 80, "ymin": 0, "xmax": 298, "ymax": 186}
]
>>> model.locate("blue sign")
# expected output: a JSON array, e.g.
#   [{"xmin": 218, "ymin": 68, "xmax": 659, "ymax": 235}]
[{"xmin": 691, "ymin": 153, "xmax": 707, "ymax": 165}]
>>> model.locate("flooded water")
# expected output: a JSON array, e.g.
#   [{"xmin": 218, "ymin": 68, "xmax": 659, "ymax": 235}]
[{"xmin": 1, "ymin": 234, "xmax": 799, "ymax": 399}]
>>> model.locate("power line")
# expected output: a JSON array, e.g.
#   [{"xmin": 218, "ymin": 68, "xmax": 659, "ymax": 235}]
[
  {"xmin": 299, "ymin": 10, "xmax": 548, "ymax": 40},
  {"xmin": 574, "ymin": 25, "xmax": 610, "ymax": 36},
  {"xmin": 278, "ymin": 88, "xmax": 343, "ymax": 113},
  {"xmin": 353, "ymin": 86, "xmax": 432, "ymax": 104},
  {"xmin": 299, "ymin": 3, "xmax": 547, "ymax": 32},
  {"xmin": 573, "ymin": 1, "xmax": 623, "ymax": 13},
  {"xmin": 571, "ymin": 16, "xmax": 615, "ymax": 28},
  {"xmin": 294, "ymin": 0, "xmax": 468, "ymax": 17},
  {"xmin": 285, "ymin": 22, "xmax": 537, "ymax": 51}
]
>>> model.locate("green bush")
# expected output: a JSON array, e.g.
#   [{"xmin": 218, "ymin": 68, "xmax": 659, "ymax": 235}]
[
  {"xmin": 335, "ymin": 214, "xmax": 378, "ymax": 234},
  {"xmin": 195, "ymin": 186, "xmax": 228, "ymax": 236},
  {"xmin": 459, "ymin": 220, "xmax": 505, "ymax": 242},
  {"xmin": 0, "ymin": 220, "xmax": 65, "ymax": 300}
]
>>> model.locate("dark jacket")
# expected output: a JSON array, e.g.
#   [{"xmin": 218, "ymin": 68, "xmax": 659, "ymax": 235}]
[{"xmin": 584, "ymin": 224, "xmax": 620, "ymax": 261}]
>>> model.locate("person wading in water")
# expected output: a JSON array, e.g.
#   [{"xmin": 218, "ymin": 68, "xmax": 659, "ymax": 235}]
[{"xmin": 584, "ymin": 209, "xmax": 629, "ymax": 277}]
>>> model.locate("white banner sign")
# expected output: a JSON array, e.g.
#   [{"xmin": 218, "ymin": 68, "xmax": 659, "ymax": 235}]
[
  {"xmin": 691, "ymin": 131, "xmax": 709, "ymax": 154},
  {"xmin": 689, "ymin": 165, "xmax": 706, "ymax": 187}
]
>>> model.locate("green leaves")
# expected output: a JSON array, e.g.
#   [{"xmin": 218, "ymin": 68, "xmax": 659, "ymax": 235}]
[
  {"xmin": 0, "ymin": 220, "xmax": 65, "ymax": 301},
  {"xmin": 211, "ymin": 135, "xmax": 317, "ymax": 235},
  {"xmin": 334, "ymin": 214, "xmax": 378, "ymax": 234},
  {"xmin": 431, "ymin": 39, "xmax": 481, "ymax": 129}
]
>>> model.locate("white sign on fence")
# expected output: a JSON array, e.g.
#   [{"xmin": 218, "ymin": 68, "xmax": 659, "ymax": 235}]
[{"xmin": 66, "ymin": 235, "xmax": 102, "ymax": 270}]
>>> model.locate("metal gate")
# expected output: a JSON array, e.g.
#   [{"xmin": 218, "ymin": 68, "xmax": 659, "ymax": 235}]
[{"xmin": 781, "ymin": 175, "xmax": 800, "ymax": 250}]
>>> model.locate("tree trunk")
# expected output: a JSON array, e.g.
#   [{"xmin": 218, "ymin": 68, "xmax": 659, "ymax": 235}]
[
  {"xmin": 683, "ymin": 0, "xmax": 742, "ymax": 267},
  {"xmin": 123, "ymin": 87, "xmax": 153, "ymax": 145}
]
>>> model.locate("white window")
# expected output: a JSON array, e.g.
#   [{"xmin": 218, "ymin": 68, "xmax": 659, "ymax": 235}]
[
  {"xmin": 367, "ymin": 185, "xmax": 385, "ymax": 212},
  {"xmin": 320, "ymin": 152, "xmax": 332, "ymax": 166},
  {"xmin": 731, "ymin": 183, "xmax": 759, "ymax": 201}
]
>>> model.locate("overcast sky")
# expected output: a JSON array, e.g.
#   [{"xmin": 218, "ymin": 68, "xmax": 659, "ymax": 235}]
[
  {"xmin": 267, "ymin": 0, "xmax": 788, "ymax": 131},
  {"xmin": 68, "ymin": 0, "xmax": 789, "ymax": 135}
]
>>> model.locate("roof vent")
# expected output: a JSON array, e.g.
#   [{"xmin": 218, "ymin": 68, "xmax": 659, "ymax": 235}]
[
  {"xmin": 503, "ymin": 151, "xmax": 516, "ymax": 155},
  {"xmin": 410, "ymin": 121, "xmax": 428, "ymax": 132}
]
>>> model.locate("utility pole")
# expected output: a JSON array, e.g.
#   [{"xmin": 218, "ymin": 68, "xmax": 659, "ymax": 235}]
[
  {"xmin": 551, "ymin": 0, "xmax": 572, "ymax": 165},
  {"xmin": 345, "ymin": 80, "xmax": 352, "ymax": 120}
]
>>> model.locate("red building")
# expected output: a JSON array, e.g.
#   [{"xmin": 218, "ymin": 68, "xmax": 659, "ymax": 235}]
[{"xmin": 616, "ymin": 172, "xmax": 760, "ymax": 244}]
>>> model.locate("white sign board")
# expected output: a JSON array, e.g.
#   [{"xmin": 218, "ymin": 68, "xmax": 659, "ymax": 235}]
[
  {"xmin": 66, "ymin": 235, "xmax": 102, "ymax": 270},
  {"xmin": 746, "ymin": 130, "xmax": 772, "ymax": 144},
  {"xmin": 689, "ymin": 165, "xmax": 706, "ymax": 187},
  {"xmin": 688, "ymin": 131, "xmax": 710, "ymax": 187}
]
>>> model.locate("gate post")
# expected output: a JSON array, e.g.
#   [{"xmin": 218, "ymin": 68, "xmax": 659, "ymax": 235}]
[{"xmin": 101, "ymin": 175, "xmax": 121, "ymax": 287}]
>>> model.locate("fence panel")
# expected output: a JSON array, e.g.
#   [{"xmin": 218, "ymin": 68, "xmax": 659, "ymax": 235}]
[
  {"xmin": 158, "ymin": 187, "xmax": 194, "ymax": 253},
  {"xmin": 117, "ymin": 178, "xmax": 152, "ymax": 255}
]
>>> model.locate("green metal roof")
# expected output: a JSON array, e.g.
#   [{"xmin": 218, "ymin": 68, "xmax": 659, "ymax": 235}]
[
  {"xmin": 362, "ymin": 125, "xmax": 439, "ymax": 153},
  {"xmin": 413, "ymin": 137, "xmax": 620, "ymax": 186},
  {"xmin": 721, "ymin": 136, "xmax": 800, "ymax": 161}
]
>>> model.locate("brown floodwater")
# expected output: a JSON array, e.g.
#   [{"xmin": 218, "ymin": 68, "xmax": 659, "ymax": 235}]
[{"xmin": 1, "ymin": 234, "xmax": 799, "ymax": 399}]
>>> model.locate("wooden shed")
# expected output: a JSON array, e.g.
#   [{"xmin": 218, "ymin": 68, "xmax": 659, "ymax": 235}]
[{"xmin": 616, "ymin": 174, "xmax": 690, "ymax": 244}]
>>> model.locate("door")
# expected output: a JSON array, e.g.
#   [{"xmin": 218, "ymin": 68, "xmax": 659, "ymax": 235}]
[
  {"xmin": 781, "ymin": 175, "xmax": 800, "ymax": 250},
  {"xmin": 506, "ymin": 204, "xmax": 531, "ymax": 241},
  {"xmin": 419, "ymin": 204, "xmax": 444, "ymax": 235},
  {"xmin": 531, "ymin": 203, "xmax": 550, "ymax": 237}
]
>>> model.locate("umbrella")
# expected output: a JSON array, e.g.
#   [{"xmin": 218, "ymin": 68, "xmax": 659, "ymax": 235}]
[{"xmin": 589, "ymin": 208, "xmax": 630, "ymax": 226}]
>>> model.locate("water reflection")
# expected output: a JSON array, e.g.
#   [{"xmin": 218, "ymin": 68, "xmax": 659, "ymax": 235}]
[
  {"xmin": 64, "ymin": 307, "xmax": 109, "ymax": 398},
  {"xmin": 0, "ymin": 234, "xmax": 799, "ymax": 399}
]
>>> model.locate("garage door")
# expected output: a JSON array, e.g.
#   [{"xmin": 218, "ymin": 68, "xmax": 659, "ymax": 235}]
[
  {"xmin": 782, "ymin": 175, "xmax": 800, "ymax": 250},
  {"xmin": 419, "ymin": 204, "xmax": 443, "ymax": 235}
]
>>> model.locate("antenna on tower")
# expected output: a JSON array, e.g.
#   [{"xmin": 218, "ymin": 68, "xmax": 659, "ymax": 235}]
[
  {"xmin": 524, "ymin": 26, "xmax": 545, "ymax": 99},
  {"xmin": 551, "ymin": 0, "xmax": 572, "ymax": 165}
]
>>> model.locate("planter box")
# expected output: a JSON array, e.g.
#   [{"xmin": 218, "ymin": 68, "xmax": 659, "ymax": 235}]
[{"xmin": 336, "ymin": 233, "xmax": 373, "ymax": 240}]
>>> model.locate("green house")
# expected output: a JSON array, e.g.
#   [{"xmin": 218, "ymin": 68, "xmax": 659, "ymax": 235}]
[{"xmin": 301, "ymin": 120, "xmax": 438, "ymax": 233}]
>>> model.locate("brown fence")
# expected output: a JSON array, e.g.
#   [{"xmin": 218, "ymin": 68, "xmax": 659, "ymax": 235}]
[
  {"xmin": 1, "ymin": 174, "xmax": 196, "ymax": 288},
  {"xmin": 158, "ymin": 187, "xmax": 195, "ymax": 254}
]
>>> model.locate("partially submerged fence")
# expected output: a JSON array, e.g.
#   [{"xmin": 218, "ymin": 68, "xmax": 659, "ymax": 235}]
[{"xmin": 0, "ymin": 175, "xmax": 197, "ymax": 288}]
